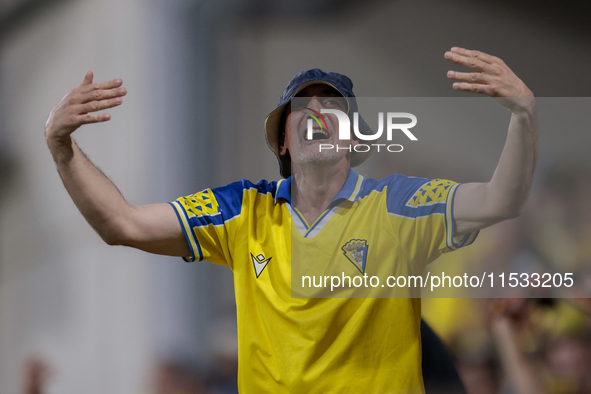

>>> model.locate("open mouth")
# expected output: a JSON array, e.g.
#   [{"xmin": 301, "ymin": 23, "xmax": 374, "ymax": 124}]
[{"xmin": 306, "ymin": 127, "xmax": 329, "ymax": 141}]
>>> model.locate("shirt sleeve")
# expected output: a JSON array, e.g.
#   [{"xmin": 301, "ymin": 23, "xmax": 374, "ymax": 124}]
[
  {"xmin": 169, "ymin": 181, "xmax": 244, "ymax": 267},
  {"xmin": 386, "ymin": 176, "xmax": 479, "ymax": 268}
]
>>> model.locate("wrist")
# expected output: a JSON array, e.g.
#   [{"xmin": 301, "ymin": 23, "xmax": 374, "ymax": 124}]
[
  {"xmin": 510, "ymin": 96, "xmax": 536, "ymax": 116},
  {"xmin": 46, "ymin": 133, "xmax": 74, "ymax": 163}
]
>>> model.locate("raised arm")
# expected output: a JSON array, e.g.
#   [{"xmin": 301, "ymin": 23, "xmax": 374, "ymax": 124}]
[
  {"xmin": 444, "ymin": 47, "xmax": 538, "ymax": 235},
  {"xmin": 45, "ymin": 71, "xmax": 189, "ymax": 257}
]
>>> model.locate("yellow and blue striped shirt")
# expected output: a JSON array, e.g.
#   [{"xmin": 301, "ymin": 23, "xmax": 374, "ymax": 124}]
[{"xmin": 170, "ymin": 169, "xmax": 477, "ymax": 393}]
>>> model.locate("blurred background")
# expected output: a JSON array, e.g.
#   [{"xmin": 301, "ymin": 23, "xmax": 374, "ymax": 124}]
[{"xmin": 0, "ymin": 0, "xmax": 590, "ymax": 393}]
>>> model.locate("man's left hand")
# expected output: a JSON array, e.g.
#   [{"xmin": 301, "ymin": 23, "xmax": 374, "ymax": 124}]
[{"xmin": 445, "ymin": 47, "xmax": 534, "ymax": 113}]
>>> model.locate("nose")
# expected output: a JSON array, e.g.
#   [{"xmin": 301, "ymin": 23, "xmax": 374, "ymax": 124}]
[{"xmin": 305, "ymin": 96, "xmax": 323, "ymax": 110}]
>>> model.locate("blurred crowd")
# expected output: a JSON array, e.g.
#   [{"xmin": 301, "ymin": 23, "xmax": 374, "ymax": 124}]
[
  {"xmin": 424, "ymin": 163, "xmax": 591, "ymax": 393},
  {"xmin": 21, "ymin": 353, "xmax": 238, "ymax": 394}
]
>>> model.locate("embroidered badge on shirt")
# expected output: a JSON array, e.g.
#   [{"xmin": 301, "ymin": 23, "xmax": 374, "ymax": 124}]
[{"xmin": 341, "ymin": 239, "xmax": 368, "ymax": 274}]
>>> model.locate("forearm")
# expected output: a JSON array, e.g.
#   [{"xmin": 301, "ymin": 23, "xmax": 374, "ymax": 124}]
[
  {"xmin": 487, "ymin": 101, "xmax": 538, "ymax": 217},
  {"xmin": 48, "ymin": 136, "xmax": 132, "ymax": 245},
  {"xmin": 454, "ymin": 103, "xmax": 537, "ymax": 234},
  {"xmin": 447, "ymin": 48, "xmax": 540, "ymax": 234}
]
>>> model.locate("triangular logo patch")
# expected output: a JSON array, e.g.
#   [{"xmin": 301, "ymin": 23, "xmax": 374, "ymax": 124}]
[{"xmin": 251, "ymin": 253, "xmax": 272, "ymax": 278}]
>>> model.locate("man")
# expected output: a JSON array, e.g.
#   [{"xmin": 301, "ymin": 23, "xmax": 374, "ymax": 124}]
[{"xmin": 45, "ymin": 47, "xmax": 537, "ymax": 393}]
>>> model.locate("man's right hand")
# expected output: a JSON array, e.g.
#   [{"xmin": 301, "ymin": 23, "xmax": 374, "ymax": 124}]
[{"xmin": 45, "ymin": 70, "xmax": 127, "ymax": 146}]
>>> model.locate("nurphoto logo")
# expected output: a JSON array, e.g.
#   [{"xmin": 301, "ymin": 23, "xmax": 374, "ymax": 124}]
[{"xmin": 306, "ymin": 109, "xmax": 418, "ymax": 153}]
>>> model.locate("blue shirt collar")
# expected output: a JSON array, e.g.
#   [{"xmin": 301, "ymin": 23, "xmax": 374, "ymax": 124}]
[{"xmin": 275, "ymin": 168, "xmax": 362, "ymax": 206}]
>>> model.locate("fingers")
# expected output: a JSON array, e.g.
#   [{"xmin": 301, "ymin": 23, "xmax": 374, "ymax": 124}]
[
  {"xmin": 65, "ymin": 113, "xmax": 111, "ymax": 129},
  {"xmin": 74, "ymin": 97, "xmax": 123, "ymax": 114},
  {"xmin": 68, "ymin": 71, "xmax": 126, "ymax": 107},
  {"xmin": 77, "ymin": 86, "xmax": 127, "ymax": 104},
  {"xmin": 447, "ymin": 70, "xmax": 489, "ymax": 84},
  {"xmin": 79, "ymin": 78, "xmax": 123, "ymax": 94},
  {"xmin": 80, "ymin": 70, "xmax": 94, "ymax": 86},
  {"xmin": 46, "ymin": 74, "xmax": 125, "ymax": 139},
  {"xmin": 67, "ymin": 76, "xmax": 124, "ymax": 124},
  {"xmin": 449, "ymin": 47, "xmax": 498, "ymax": 64},
  {"xmin": 450, "ymin": 82, "xmax": 493, "ymax": 95},
  {"xmin": 444, "ymin": 49, "xmax": 492, "ymax": 72},
  {"xmin": 445, "ymin": 47, "xmax": 512, "ymax": 97},
  {"xmin": 79, "ymin": 113, "xmax": 111, "ymax": 124},
  {"xmin": 446, "ymin": 62, "xmax": 495, "ymax": 96}
]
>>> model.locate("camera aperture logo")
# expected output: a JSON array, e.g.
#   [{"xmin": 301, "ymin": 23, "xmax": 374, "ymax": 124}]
[
  {"xmin": 306, "ymin": 109, "xmax": 417, "ymax": 153},
  {"xmin": 303, "ymin": 107, "xmax": 328, "ymax": 134}
]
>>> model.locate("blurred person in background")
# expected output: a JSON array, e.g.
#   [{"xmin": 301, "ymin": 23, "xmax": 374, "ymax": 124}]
[
  {"xmin": 21, "ymin": 355, "xmax": 214, "ymax": 394},
  {"xmin": 151, "ymin": 358, "xmax": 209, "ymax": 394},
  {"xmin": 489, "ymin": 298, "xmax": 550, "ymax": 394},
  {"xmin": 434, "ymin": 170, "xmax": 591, "ymax": 394},
  {"xmin": 21, "ymin": 356, "xmax": 52, "ymax": 394},
  {"xmin": 44, "ymin": 47, "xmax": 537, "ymax": 393},
  {"xmin": 488, "ymin": 298, "xmax": 591, "ymax": 394}
]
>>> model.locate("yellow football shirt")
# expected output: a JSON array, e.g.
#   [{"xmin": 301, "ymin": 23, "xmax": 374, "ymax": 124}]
[{"xmin": 170, "ymin": 169, "xmax": 478, "ymax": 393}]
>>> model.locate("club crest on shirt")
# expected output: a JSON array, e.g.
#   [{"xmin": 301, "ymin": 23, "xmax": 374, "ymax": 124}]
[{"xmin": 341, "ymin": 239, "xmax": 368, "ymax": 274}]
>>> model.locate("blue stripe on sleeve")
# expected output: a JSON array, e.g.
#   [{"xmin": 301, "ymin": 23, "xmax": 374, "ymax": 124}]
[{"xmin": 168, "ymin": 201, "xmax": 199, "ymax": 262}]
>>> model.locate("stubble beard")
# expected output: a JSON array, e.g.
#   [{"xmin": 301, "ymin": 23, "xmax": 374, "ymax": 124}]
[{"xmin": 292, "ymin": 145, "xmax": 343, "ymax": 165}]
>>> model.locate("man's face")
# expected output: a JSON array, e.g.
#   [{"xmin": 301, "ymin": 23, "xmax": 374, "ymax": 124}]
[{"xmin": 279, "ymin": 84, "xmax": 357, "ymax": 167}]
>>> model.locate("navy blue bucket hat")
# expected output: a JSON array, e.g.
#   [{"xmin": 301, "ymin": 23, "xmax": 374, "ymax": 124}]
[{"xmin": 265, "ymin": 69, "xmax": 374, "ymax": 178}]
